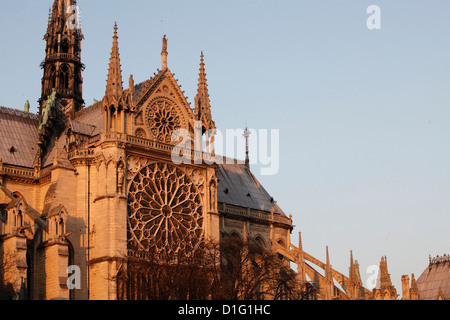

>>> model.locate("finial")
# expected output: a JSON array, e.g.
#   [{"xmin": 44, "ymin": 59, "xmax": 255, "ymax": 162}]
[
  {"xmin": 326, "ymin": 246, "xmax": 330, "ymax": 265},
  {"xmin": 129, "ymin": 74, "xmax": 134, "ymax": 91},
  {"xmin": 298, "ymin": 231, "xmax": 303, "ymax": 252},
  {"xmin": 243, "ymin": 124, "xmax": 251, "ymax": 169},
  {"xmin": 24, "ymin": 100, "xmax": 30, "ymax": 113},
  {"xmin": 114, "ymin": 21, "xmax": 118, "ymax": 38}
]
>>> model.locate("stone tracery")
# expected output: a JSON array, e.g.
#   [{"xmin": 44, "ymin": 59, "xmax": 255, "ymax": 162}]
[
  {"xmin": 145, "ymin": 98, "xmax": 182, "ymax": 143},
  {"xmin": 127, "ymin": 162, "xmax": 204, "ymax": 256}
]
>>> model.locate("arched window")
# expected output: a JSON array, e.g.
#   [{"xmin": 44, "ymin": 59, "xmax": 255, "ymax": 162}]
[
  {"xmin": 74, "ymin": 42, "xmax": 79, "ymax": 56},
  {"xmin": 61, "ymin": 39, "xmax": 69, "ymax": 54},
  {"xmin": 255, "ymin": 236, "xmax": 266, "ymax": 248},
  {"xmin": 50, "ymin": 66, "xmax": 57, "ymax": 90},
  {"xmin": 17, "ymin": 211, "xmax": 23, "ymax": 227},
  {"xmin": 109, "ymin": 106, "xmax": 116, "ymax": 131},
  {"xmin": 59, "ymin": 65, "xmax": 70, "ymax": 89},
  {"xmin": 60, "ymin": 218, "xmax": 65, "ymax": 235},
  {"xmin": 3, "ymin": 209, "xmax": 8, "ymax": 224}
]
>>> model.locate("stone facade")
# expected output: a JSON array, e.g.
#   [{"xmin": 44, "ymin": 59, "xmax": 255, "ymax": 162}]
[
  {"xmin": 0, "ymin": 0, "xmax": 294, "ymax": 300},
  {"xmin": 3, "ymin": 0, "xmax": 436, "ymax": 301}
]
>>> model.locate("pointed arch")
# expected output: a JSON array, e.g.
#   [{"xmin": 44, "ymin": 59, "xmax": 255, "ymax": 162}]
[
  {"xmin": 106, "ymin": 154, "xmax": 116, "ymax": 168},
  {"xmin": 61, "ymin": 38, "xmax": 70, "ymax": 54},
  {"xmin": 50, "ymin": 66, "xmax": 57, "ymax": 90},
  {"xmin": 59, "ymin": 64, "xmax": 71, "ymax": 90},
  {"xmin": 17, "ymin": 210, "xmax": 23, "ymax": 228},
  {"xmin": 95, "ymin": 152, "xmax": 107, "ymax": 171},
  {"xmin": 254, "ymin": 235, "xmax": 267, "ymax": 249},
  {"xmin": 49, "ymin": 205, "xmax": 69, "ymax": 237}
]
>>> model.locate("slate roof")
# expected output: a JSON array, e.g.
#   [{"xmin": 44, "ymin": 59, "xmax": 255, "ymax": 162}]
[
  {"xmin": 0, "ymin": 106, "xmax": 39, "ymax": 168},
  {"xmin": 216, "ymin": 162, "xmax": 286, "ymax": 217},
  {"xmin": 417, "ymin": 260, "xmax": 450, "ymax": 300},
  {"xmin": 70, "ymin": 119, "xmax": 97, "ymax": 136},
  {"xmin": 73, "ymin": 102, "xmax": 103, "ymax": 136}
]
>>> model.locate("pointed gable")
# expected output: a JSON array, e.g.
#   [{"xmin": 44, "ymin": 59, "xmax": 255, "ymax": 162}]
[{"xmin": 131, "ymin": 68, "xmax": 196, "ymax": 143}]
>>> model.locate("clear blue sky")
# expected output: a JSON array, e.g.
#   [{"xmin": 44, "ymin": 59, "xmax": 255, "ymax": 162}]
[{"xmin": 1, "ymin": 0, "xmax": 450, "ymax": 297}]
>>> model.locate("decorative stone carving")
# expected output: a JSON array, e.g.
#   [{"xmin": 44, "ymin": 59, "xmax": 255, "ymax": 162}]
[
  {"xmin": 117, "ymin": 161, "xmax": 125, "ymax": 194},
  {"xmin": 209, "ymin": 178, "xmax": 217, "ymax": 212},
  {"xmin": 126, "ymin": 155, "xmax": 148, "ymax": 179},
  {"xmin": 135, "ymin": 128, "xmax": 146, "ymax": 139},
  {"xmin": 145, "ymin": 98, "xmax": 183, "ymax": 143},
  {"xmin": 127, "ymin": 163, "xmax": 203, "ymax": 256},
  {"xmin": 191, "ymin": 169, "xmax": 205, "ymax": 193}
]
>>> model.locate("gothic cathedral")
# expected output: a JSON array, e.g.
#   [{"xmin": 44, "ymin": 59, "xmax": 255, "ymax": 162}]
[
  {"xmin": 2, "ymin": 0, "xmax": 430, "ymax": 301},
  {"xmin": 0, "ymin": 0, "xmax": 293, "ymax": 300}
]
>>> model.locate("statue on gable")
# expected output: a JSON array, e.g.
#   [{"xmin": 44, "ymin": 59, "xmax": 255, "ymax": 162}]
[
  {"xmin": 24, "ymin": 100, "xmax": 30, "ymax": 113},
  {"xmin": 162, "ymin": 35, "xmax": 168, "ymax": 55},
  {"xmin": 117, "ymin": 161, "xmax": 125, "ymax": 194}
]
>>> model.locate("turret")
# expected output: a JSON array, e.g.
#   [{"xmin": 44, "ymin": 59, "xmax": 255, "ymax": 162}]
[
  {"xmin": 105, "ymin": 22, "xmax": 123, "ymax": 99},
  {"xmin": 194, "ymin": 52, "xmax": 216, "ymax": 155},
  {"xmin": 40, "ymin": 0, "xmax": 84, "ymax": 120},
  {"xmin": 102, "ymin": 22, "xmax": 132, "ymax": 135}
]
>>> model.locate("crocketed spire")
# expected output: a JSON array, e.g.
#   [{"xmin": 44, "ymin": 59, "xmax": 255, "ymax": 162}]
[
  {"xmin": 105, "ymin": 22, "xmax": 123, "ymax": 99},
  {"xmin": 194, "ymin": 51, "xmax": 215, "ymax": 131}
]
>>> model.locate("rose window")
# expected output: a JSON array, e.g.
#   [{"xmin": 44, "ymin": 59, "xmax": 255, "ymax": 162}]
[
  {"xmin": 127, "ymin": 163, "xmax": 204, "ymax": 255},
  {"xmin": 146, "ymin": 99, "xmax": 181, "ymax": 143}
]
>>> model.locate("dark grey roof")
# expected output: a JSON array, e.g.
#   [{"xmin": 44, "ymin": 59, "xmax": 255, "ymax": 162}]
[
  {"xmin": 73, "ymin": 102, "xmax": 102, "ymax": 136},
  {"xmin": 216, "ymin": 163, "xmax": 286, "ymax": 216},
  {"xmin": 70, "ymin": 119, "xmax": 97, "ymax": 136},
  {"xmin": 133, "ymin": 80, "xmax": 151, "ymax": 101},
  {"xmin": 0, "ymin": 107, "xmax": 39, "ymax": 168}
]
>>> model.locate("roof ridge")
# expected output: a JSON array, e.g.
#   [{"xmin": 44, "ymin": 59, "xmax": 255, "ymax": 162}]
[
  {"xmin": 134, "ymin": 68, "xmax": 167, "ymax": 108},
  {"xmin": 74, "ymin": 101, "xmax": 102, "ymax": 119},
  {"xmin": 0, "ymin": 106, "xmax": 39, "ymax": 121}
]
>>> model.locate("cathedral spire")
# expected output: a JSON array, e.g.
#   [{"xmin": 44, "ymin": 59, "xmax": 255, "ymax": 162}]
[
  {"xmin": 47, "ymin": 0, "xmax": 81, "ymax": 38},
  {"xmin": 198, "ymin": 51, "xmax": 207, "ymax": 89},
  {"xmin": 378, "ymin": 256, "xmax": 393, "ymax": 289},
  {"xmin": 243, "ymin": 125, "xmax": 251, "ymax": 169},
  {"xmin": 40, "ymin": 0, "xmax": 84, "ymax": 119},
  {"xmin": 194, "ymin": 52, "xmax": 215, "ymax": 132},
  {"xmin": 349, "ymin": 250, "xmax": 354, "ymax": 277},
  {"xmin": 374, "ymin": 255, "xmax": 398, "ymax": 299},
  {"xmin": 105, "ymin": 22, "xmax": 123, "ymax": 99}
]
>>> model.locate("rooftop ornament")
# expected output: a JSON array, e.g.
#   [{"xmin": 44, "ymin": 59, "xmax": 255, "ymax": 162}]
[{"xmin": 429, "ymin": 254, "xmax": 450, "ymax": 265}]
